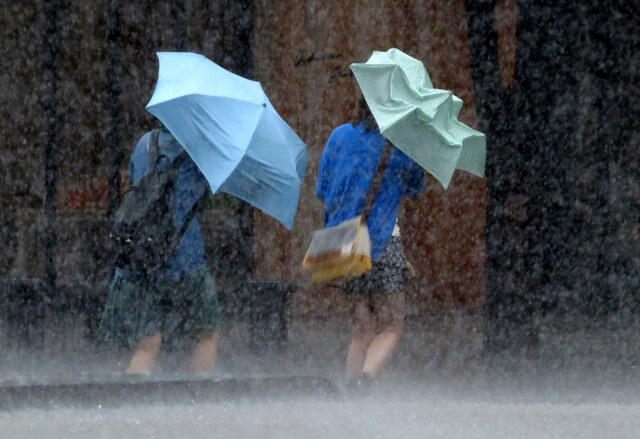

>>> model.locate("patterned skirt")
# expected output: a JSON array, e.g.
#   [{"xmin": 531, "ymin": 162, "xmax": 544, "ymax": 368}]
[{"xmin": 342, "ymin": 236, "xmax": 407, "ymax": 295}]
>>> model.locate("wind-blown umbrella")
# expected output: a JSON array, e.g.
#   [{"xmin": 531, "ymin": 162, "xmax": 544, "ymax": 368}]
[
  {"xmin": 146, "ymin": 52, "xmax": 307, "ymax": 230},
  {"xmin": 350, "ymin": 48, "xmax": 485, "ymax": 189}
]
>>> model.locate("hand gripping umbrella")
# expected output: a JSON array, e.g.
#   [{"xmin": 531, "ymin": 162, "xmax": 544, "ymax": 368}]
[
  {"xmin": 350, "ymin": 48, "xmax": 485, "ymax": 189},
  {"xmin": 146, "ymin": 52, "xmax": 307, "ymax": 230}
]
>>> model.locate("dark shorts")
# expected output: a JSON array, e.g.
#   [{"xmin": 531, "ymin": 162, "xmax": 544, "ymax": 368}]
[
  {"xmin": 99, "ymin": 267, "xmax": 221, "ymax": 349},
  {"xmin": 341, "ymin": 236, "xmax": 406, "ymax": 295}
]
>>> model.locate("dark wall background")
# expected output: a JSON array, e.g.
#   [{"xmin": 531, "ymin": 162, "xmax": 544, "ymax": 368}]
[
  {"xmin": 0, "ymin": 0, "xmax": 253, "ymax": 324},
  {"xmin": 0, "ymin": 0, "xmax": 637, "ymax": 353},
  {"xmin": 466, "ymin": 0, "xmax": 639, "ymax": 351}
]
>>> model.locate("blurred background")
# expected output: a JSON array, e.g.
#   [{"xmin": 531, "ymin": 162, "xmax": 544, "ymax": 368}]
[{"xmin": 0, "ymin": 0, "xmax": 637, "ymax": 377}]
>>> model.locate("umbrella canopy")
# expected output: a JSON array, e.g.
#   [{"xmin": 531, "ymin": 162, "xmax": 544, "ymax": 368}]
[
  {"xmin": 146, "ymin": 52, "xmax": 307, "ymax": 230},
  {"xmin": 350, "ymin": 48, "xmax": 485, "ymax": 189}
]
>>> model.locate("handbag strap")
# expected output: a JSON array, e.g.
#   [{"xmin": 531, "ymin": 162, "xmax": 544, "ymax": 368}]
[{"xmin": 362, "ymin": 140, "xmax": 393, "ymax": 223}]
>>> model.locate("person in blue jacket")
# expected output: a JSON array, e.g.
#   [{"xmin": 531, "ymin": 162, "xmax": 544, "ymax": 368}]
[
  {"xmin": 316, "ymin": 98, "xmax": 425, "ymax": 390},
  {"xmin": 99, "ymin": 128, "xmax": 221, "ymax": 375}
]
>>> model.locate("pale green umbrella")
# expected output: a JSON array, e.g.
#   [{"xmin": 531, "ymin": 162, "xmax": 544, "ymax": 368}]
[{"xmin": 350, "ymin": 48, "xmax": 485, "ymax": 189}]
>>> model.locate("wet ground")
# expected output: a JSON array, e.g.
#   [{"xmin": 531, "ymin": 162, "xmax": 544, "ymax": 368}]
[
  {"xmin": 1, "ymin": 382, "xmax": 639, "ymax": 439},
  {"xmin": 1, "ymin": 314, "xmax": 639, "ymax": 437}
]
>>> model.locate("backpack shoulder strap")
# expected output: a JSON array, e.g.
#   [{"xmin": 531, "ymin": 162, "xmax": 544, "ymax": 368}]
[
  {"xmin": 149, "ymin": 129, "xmax": 190, "ymax": 174},
  {"xmin": 169, "ymin": 148, "xmax": 191, "ymax": 170},
  {"xmin": 170, "ymin": 189, "xmax": 210, "ymax": 251},
  {"xmin": 147, "ymin": 129, "xmax": 161, "ymax": 172}
]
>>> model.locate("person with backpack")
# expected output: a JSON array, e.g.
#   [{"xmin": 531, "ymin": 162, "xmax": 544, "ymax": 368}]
[
  {"xmin": 316, "ymin": 98, "xmax": 425, "ymax": 392},
  {"xmin": 99, "ymin": 128, "xmax": 221, "ymax": 375}
]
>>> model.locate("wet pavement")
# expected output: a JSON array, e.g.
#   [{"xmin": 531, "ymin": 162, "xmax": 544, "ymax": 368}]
[
  {"xmin": 1, "ymin": 386, "xmax": 639, "ymax": 439},
  {"xmin": 1, "ymin": 314, "xmax": 639, "ymax": 437}
]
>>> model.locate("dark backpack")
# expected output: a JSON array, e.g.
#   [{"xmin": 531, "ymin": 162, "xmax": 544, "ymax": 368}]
[{"xmin": 109, "ymin": 129, "xmax": 206, "ymax": 274}]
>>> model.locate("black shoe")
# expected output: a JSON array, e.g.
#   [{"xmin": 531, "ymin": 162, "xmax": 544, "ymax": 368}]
[{"xmin": 344, "ymin": 373, "xmax": 374, "ymax": 397}]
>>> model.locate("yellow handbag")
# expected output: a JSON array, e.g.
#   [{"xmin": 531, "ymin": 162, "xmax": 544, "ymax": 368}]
[
  {"xmin": 303, "ymin": 141, "xmax": 392, "ymax": 284},
  {"xmin": 303, "ymin": 216, "xmax": 372, "ymax": 283}
]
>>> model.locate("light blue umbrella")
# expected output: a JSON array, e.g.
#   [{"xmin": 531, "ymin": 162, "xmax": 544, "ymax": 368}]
[{"xmin": 146, "ymin": 52, "xmax": 307, "ymax": 230}]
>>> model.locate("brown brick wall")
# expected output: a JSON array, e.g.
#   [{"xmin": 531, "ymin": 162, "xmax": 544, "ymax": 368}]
[{"xmin": 250, "ymin": 0, "xmax": 519, "ymax": 316}]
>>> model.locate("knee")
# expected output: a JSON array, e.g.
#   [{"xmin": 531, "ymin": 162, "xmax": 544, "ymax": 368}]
[
  {"xmin": 137, "ymin": 333, "xmax": 162, "ymax": 353},
  {"xmin": 383, "ymin": 326, "xmax": 403, "ymax": 339},
  {"xmin": 352, "ymin": 322, "xmax": 376, "ymax": 347},
  {"xmin": 196, "ymin": 330, "xmax": 220, "ymax": 345},
  {"xmin": 350, "ymin": 337, "xmax": 371, "ymax": 354},
  {"xmin": 379, "ymin": 319, "xmax": 404, "ymax": 339}
]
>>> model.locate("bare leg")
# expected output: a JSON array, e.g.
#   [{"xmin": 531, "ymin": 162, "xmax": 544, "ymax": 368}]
[
  {"xmin": 346, "ymin": 331, "xmax": 375, "ymax": 379},
  {"xmin": 346, "ymin": 297, "xmax": 376, "ymax": 379},
  {"xmin": 362, "ymin": 291, "xmax": 405, "ymax": 378},
  {"xmin": 190, "ymin": 330, "xmax": 221, "ymax": 374},
  {"xmin": 127, "ymin": 332, "xmax": 162, "ymax": 374},
  {"xmin": 362, "ymin": 330, "xmax": 402, "ymax": 377}
]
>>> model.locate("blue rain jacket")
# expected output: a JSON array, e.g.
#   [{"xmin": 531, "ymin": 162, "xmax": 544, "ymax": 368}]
[{"xmin": 316, "ymin": 123, "xmax": 425, "ymax": 261}]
